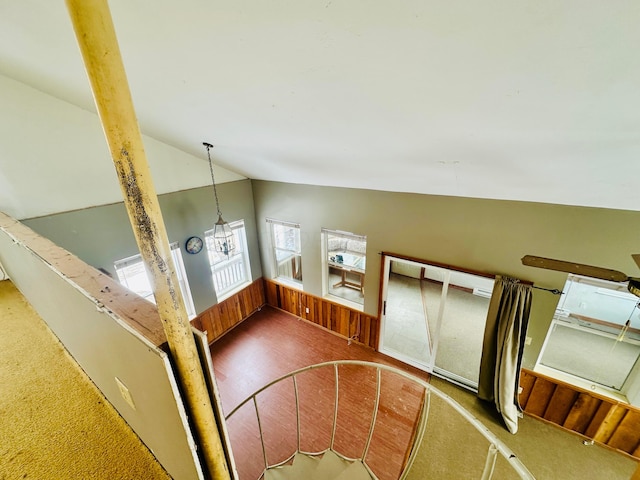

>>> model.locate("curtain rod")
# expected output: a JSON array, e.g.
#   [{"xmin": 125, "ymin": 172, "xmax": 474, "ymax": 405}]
[{"xmin": 532, "ymin": 285, "xmax": 563, "ymax": 295}]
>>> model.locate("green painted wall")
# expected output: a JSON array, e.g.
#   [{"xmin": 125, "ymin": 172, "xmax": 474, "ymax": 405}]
[
  {"xmin": 251, "ymin": 180, "xmax": 640, "ymax": 369},
  {"xmin": 24, "ymin": 179, "xmax": 262, "ymax": 315}
]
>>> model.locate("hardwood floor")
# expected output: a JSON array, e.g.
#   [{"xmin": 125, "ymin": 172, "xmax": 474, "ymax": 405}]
[{"xmin": 209, "ymin": 306, "xmax": 430, "ymax": 480}]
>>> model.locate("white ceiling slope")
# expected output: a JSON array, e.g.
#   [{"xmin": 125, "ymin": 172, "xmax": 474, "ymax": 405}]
[{"xmin": 1, "ymin": 1, "xmax": 639, "ymax": 219}]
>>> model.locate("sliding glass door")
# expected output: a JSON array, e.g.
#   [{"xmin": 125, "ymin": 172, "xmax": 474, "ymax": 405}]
[
  {"xmin": 380, "ymin": 258, "xmax": 436, "ymax": 369},
  {"xmin": 379, "ymin": 255, "xmax": 495, "ymax": 389}
]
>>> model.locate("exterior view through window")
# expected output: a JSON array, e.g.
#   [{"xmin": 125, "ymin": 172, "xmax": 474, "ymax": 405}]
[
  {"xmin": 114, "ymin": 242, "xmax": 196, "ymax": 318},
  {"xmin": 205, "ymin": 219, "xmax": 251, "ymax": 301},
  {"xmin": 536, "ymin": 274, "xmax": 640, "ymax": 393},
  {"xmin": 323, "ymin": 228, "xmax": 366, "ymax": 307},
  {"xmin": 267, "ymin": 218, "xmax": 302, "ymax": 285}
]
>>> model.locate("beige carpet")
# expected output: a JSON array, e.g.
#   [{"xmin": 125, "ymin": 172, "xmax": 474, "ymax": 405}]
[
  {"xmin": 407, "ymin": 377, "xmax": 639, "ymax": 479},
  {"xmin": 0, "ymin": 280, "xmax": 171, "ymax": 479}
]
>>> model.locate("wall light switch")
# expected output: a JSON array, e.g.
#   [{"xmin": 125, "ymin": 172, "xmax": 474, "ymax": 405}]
[
  {"xmin": 305, "ymin": 307, "xmax": 310, "ymax": 314},
  {"xmin": 115, "ymin": 377, "xmax": 136, "ymax": 410},
  {"xmin": 525, "ymin": 336, "xmax": 532, "ymax": 346}
]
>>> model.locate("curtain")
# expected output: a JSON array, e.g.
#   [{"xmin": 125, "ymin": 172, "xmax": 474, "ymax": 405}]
[{"xmin": 478, "ymin": 275, "xmax": 532, "ymax": 434}]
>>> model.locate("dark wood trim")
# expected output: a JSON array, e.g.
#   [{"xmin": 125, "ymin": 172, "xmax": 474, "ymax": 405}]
[{"xmin": 380, "ymin": 251, "xmax": 533, "ymax": 285}]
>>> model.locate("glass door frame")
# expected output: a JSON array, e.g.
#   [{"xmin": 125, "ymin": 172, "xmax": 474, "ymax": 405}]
[
  {"xmin": 378, "ymin": 255, "xmax": 442, "ymax": 373},
  {"xmin": 378, "ymin": 251, "xmax": 497, "ymax": 391}
]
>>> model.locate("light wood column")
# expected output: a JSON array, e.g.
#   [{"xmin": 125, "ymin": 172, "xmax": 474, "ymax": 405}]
[{"xmin": 65, "ymin": 1, "xmax": 230, "ymax": 479}]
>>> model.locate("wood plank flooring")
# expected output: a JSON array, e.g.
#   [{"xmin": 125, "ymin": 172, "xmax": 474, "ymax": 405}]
[{"xmin": 209, "ymin": 306, "xmax": 430, "ymax": 480}]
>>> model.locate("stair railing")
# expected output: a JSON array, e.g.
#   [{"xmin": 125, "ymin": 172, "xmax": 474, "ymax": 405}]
[{"xmin": 225, "ymin": 360, "xmax": 534, "ymax": 480}]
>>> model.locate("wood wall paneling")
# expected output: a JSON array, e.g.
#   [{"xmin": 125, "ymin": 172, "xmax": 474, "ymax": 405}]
[
  {"xmin": 263, "ymin": 279, "xmax": 379, "ymax": 349},
  {"xmin": 608, "ymin": 410, "xmax": 640, "ymax": 454},
  {"xmin": 518, "ymin": 370, "xmax": 536, "ymax": 407},
  {"xmin": 191, "ymin": 278, "xmax": 265, "ymax": 344},
  {"xmin": 198, "ymin": 279, "xmax": 378, "ymax": 349},
  {"xmin": 520, "ymin": 369, "xmax": 640, "ymax": 460},
  {"xmin": 594, "ymin": 405, "xmax": 628, "ymax": 444},
  {"xmin": 543, "ymin": 385, "xmax": 579, "ymax": 425},
  {"xmin": 562, "ymin": 393, "xmax": 603, "ymax": 434},
  {"xmin": 523, "ymin": 376, "xmax": 556, "ymax": 417}
]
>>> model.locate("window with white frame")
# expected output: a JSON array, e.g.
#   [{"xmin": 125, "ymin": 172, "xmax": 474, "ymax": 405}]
[
  {"xmin": 114, "ymin": 242, "xmax": 196, "ymax": 318},
  {"xmin": 267, "ymin": 218, "xmax": 302, "ymax": 285},
  {"xmin": 205, "ymin": 219, "xmax": 251, "ymax": 301},
  {"xmin": 536, "ymin": 274, "xmax": 640, "ymax": 393},
  {"xmin": 323, "ymin": 228, "xmax": 366, "ymax": 306}
]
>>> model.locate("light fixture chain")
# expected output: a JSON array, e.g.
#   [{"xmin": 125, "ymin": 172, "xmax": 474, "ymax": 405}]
[{"xmin": 204, "ymin": 143, "xmax": 222, "ymax": 217}]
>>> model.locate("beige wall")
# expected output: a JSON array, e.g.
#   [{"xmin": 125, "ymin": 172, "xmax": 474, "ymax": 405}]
[
  {"xmin": 21, "ymin": 176, "xmax": 640, "ymax": 369},
  {"xmin": 251, "ymin": 180, "xmax": 640, "ymax": 368},
  {"xmin": 0, "ymin": 219, "xmax": 204, "ymax": 479},
  {"xmin": 24, "ymin": 180, "xmax": 262, "ymax": 315}
]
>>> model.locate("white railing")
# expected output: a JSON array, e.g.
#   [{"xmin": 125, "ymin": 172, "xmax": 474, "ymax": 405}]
[
  {"xmin": 225, "ymin": 360, "xmax": 535, "ymax": 480},
  {"xmin": 212, "ymin": 255, "xmax": 246, "ymax": 294}
]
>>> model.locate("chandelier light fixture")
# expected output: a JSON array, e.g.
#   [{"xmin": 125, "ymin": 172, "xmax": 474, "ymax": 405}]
[{"xmin": 203, "ymin": 142, "xmax": 235, "ymax": 256}]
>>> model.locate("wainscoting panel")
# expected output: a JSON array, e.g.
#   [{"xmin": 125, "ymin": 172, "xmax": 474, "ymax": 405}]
[
  {"xmin": 263, "ymin": 279, "xmax": 379, "ymax": 349},
  {"xmin": 191, "ymin": 279, "xmax": 265, "ymax": 343},
  {"xmin": 520, "ymin": 369, "xmax": 640, "ymax": 459}
]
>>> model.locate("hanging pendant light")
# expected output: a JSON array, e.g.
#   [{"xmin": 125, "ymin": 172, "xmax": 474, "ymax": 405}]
[{"xmin": 203, "ymin": 142, "xmax": 235, "ymax": 256}]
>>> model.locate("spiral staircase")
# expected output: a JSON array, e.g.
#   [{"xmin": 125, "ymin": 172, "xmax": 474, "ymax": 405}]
[
  {"xmin": 264, "ymin": 451, "xmax": 371, "ymax": 480},
  {"xmin": 224, "ymin": 361, "xmax": 534, "ymax": 480}
]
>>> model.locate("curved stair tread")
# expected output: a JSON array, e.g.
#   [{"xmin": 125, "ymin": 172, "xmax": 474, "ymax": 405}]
[
  {"xmin": 333, "ymin": 460, "xmax": 372, "ymax": 480},
  {"xmin": 263, "ymin": 451, "xmax": 373, "ymax": 480},
  {"xmin": 310, "ymin": 451, "xmax": 350, "ymax": 480},
  {"xmin": 264, "ymin": 453, "xmax": 319, "ymax": 480}
]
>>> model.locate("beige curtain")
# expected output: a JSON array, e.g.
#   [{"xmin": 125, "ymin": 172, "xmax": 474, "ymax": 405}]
[{"xmin": 478, "ymin": 275, "xmax": 532, "ymax": 434}]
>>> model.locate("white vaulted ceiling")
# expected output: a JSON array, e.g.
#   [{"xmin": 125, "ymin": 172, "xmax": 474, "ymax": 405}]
[{"xmin": 0, "ymin": 1, "xmax": 639, "ymax": 219}]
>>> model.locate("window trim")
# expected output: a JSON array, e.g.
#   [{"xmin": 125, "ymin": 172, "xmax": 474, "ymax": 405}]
[
  {"xmin": 267, "ymin": 218, "xmax": 303, "ymax": 286},
  {"xmin": 114, "ymin": 242, "xmax": 196, "ymax": 318},
  {"xmin": 534, "ymin": 273, "xmax": 640, "ymax": 401},
  {"xmin": 322, "ymin": 227, "xmax": 367, "ymax": 310},
  {"xmin": 205, "ymin": 219, "xmax": 251, "ymax": 301}
]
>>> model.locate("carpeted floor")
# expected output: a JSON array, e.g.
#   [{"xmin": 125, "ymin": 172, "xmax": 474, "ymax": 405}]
[
  {"xmin": 0, "ymin": 280, "xmax": 171, "ymax": 479},
  {"xmin": 408, "ymin": 377, "xmax": 639, "ymax": 479}
]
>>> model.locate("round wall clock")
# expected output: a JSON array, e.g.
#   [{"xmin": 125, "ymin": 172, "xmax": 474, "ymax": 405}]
[{"xmin": 185, "ymin": 236, "xmax": 203, "ymax": 254}]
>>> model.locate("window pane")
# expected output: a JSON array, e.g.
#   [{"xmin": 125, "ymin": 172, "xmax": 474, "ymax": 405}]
[
  {"xmin": 207, "ymin": 228, "xmax": 243, "ymax": 266},
  {"xmin": 325, "ymin": 229, "xmax": 366, "ymax": 306},
  {"xmin": 115, "ymin": 261, "xmax": 154, "ymax": 302},
  {"xmin": 269, "ymin": 220, "xmax": 302, "ymax": 284},
  {"xmin": 114, "ymin": 243, "xmax": 196, "ymax": 318},
  {"xmin": 537, "ymin": 274, "xmax": 640, "ymax": 391},
  {"xmin": 206, "ymin": 220, "xmax": 251, "ymax": 300},
  {"xmin": 273, "ymin": 224, "xmax": 300, "ymax": 252},
  {"xmin": 540, "ymin": 322, "xmax": 640, "ymax": 389}
]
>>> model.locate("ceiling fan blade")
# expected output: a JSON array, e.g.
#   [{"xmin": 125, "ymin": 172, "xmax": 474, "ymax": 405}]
[
  {"xmin": 521, "ymin": 255, "xmax": 629, "ymax": 283},
  {"xmin": 632, "ymin": 254, "xmax": 640, "ymax": 271}
]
